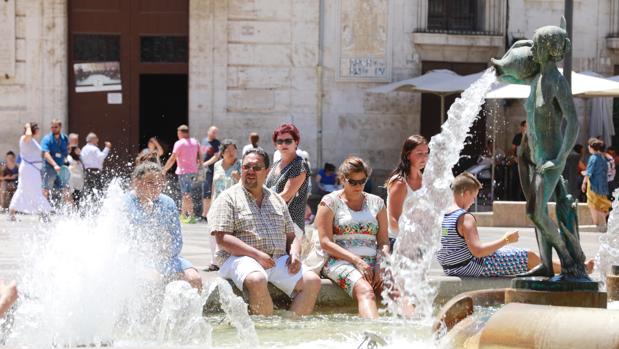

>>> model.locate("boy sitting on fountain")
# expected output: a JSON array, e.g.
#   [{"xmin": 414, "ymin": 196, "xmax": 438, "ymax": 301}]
[{"xmin": 437, "ymin": 172, "xmax": 593, "ymax": 277}]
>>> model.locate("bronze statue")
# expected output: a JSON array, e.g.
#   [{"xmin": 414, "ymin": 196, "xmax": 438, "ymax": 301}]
[{"xmin": 491, "ymin": 18, "xmax": 590, "ymax": 281}]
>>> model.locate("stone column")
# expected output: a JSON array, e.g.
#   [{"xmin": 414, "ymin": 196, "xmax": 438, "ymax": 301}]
[
  {"xmin": 41, "ymin": 0, "xmax": 68, "ymax": 128},
  {"xmin": 188, "ymin": 0, "xmax": 228, "ymax": 136}
]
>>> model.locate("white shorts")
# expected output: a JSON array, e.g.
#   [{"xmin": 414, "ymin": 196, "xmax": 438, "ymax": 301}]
[{"xmin": 218, "ymin": 255, "xmax": 305, "ymax": 297}]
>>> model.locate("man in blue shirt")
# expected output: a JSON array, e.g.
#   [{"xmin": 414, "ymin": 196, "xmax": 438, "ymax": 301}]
[{"xmin": 40, "ymin": 119, "xmax": 70, "ymax": 203}]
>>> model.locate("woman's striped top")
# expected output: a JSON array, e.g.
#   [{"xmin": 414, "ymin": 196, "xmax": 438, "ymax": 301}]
[{"xmin": 436, "ymin": 208, "xmax": 484, "ymax": 277}]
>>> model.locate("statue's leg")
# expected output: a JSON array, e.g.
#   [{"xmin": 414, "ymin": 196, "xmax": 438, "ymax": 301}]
[
  {"xmin": 528, "ymin": 169, "xmax": 576, "ymax": 274},
  {"xmin": 517, "ymin": 138, "xmax": 553, "ymax": 277},
  {"xmin": 554, "ymin": 177, "xmax": 589, "ymax": 279},
  {"xmin": 520, "ymin": 171, "xmax": 554, "ymax": 277}
]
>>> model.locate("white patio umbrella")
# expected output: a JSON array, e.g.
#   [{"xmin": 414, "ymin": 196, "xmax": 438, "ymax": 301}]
[
  {"xmin": 484, "ymin": 70, "xmax": 619, "ymax": 145},
  {"xmin": 367, "ymin": 69, "xmax": 480, "ymax": 123},
  {"xmin": 484, "ymin": 69, "xmax": 619, "ymax": 99}
]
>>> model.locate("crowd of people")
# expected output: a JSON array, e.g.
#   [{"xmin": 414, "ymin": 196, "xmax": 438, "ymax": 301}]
[
  {"xmin": 0, "ymin": 119, "xmax": 606, "ymax": 319},
  {"xmin": 0, "ymin": 120, "xmax": 113, "ymax": 220}
]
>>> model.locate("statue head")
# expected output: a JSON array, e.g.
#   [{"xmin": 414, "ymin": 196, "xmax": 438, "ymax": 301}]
[{"xmin": 531, "ymin": 18, "xmax": 571, "ymax": 63}]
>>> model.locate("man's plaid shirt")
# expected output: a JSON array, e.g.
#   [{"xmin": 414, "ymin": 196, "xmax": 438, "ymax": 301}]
[{"xmin": 207, "ymin": 183, "xmax": 295, "ymax": 266}]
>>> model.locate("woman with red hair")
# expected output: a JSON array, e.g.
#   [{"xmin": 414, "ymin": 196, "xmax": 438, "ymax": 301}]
[{"xmin": 266, "ymin": 124, "xmax": 310, "ymax": 233}]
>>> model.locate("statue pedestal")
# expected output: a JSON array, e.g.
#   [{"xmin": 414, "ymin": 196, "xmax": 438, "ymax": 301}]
[{"xmin": 505, "ymin": 277, "xmax": 606, "ymax": 308}]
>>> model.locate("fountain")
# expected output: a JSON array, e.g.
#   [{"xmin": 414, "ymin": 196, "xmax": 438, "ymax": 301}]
[
  {"xmin": 433, "ymin": 19, "xmax": 619, "ymax": 349},
  {"xmin": 381, "ymin": 69, "xmax": 498, "ymax": 321}
]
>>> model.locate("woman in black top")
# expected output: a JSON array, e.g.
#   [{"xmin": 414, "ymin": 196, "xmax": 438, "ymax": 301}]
[{"xmin": 266, "ymin": 123, "xmax": 310, "ymax": 232}]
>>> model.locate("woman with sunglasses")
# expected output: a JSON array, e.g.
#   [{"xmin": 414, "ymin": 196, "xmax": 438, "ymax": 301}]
[
  {"xmin": 315, "ymin": 156, "xmax": 389, "ymax": 319},
  {"xmin": 266, "ymin": 124, "xmax": 310, "ymax": 233},
  {"xmin": 385, "ymin": 135, "xmax": 428, "ymax": 251}
]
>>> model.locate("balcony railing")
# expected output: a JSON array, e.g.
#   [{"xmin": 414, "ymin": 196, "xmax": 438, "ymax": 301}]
[{"xmin": 416, "ymin": 0, "xmax": 505, "ymax": 36}]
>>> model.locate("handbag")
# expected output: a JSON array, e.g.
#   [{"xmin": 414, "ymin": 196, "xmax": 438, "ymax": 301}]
[{"xmin": 300, "ymin": 225, "xmax": 329, "ymax": 274}]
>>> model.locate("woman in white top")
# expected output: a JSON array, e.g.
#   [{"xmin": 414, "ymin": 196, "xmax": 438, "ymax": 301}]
[
  {"xmin": 67, "ymin": 145, "xmax": 85, "ymax": 209},
  {"xmin": 9, "ymin": 123, "xmax": 52, "ymax": 220},
  {"xmin": 385, "ymin": 135, "xmax": 428, "ymax": 250},
  {"xmin": 206, "ymin": 140, "xmax": 241, "ymax": 272}
]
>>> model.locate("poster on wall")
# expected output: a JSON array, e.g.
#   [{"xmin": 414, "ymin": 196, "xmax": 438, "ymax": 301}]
[
  {"xmin": 336, "ymin": 0, "xmax": 392, "ymax": 82},
  {"xmin": 74, "ymin": 62, "xmax": 122, "ymax": 93}
]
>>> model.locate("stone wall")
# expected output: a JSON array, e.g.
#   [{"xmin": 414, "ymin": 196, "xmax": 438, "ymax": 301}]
[
  {"xmin": 0, "ymin": 0, "xmax": 67, "ymax": 156},
  {"xmin": 2, "ymin": 0, "xmax": 619, "ymax": 179},
  {"xmin": 189, "ymin": 0, "xmax": 419, "ymax": 183},
  {"xmin": 507, "ymin": 0, "xmax": 613, "ymax": 74},
  {"xmin": 189, "ymin": 0, "xmax": 322, "ymax": 166}
]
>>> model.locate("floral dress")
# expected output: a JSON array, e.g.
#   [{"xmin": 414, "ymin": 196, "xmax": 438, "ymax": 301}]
[
  {"xmin": 212, "ymin": 159, "xmax": 241, "ymax": 200},
  {"xmin": 320, "ymin": 190, "xmax": 385, "ymax": 297}
]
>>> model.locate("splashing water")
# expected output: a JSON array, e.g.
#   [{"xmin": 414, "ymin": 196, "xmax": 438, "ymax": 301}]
[
  {"xmin": 382, "ymin": 68, "xmax": 497, "ymax": 320},
  {"xmin": 207, "ymin": 278, "xmax": 259, "ymax": 346},
  {"xmin": 596, "ymin": 188, "xmax": 619, "ymax": 287},
  {"xmin": 5, "ymin": 180, "xmax": 254, "ymax": 348}
]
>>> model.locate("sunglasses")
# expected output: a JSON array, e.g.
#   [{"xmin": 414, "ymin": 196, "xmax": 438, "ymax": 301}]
[
  {"xmin": 242, "ymin": 164, "xmax": 265, "ymax": 172},
  {"xmin": 345, "ymin": 177, "xmax": 368, "ymax": 186},
  {"xmin": 275, "ymin": 138, "xmax": 294, "ymax": 145}
]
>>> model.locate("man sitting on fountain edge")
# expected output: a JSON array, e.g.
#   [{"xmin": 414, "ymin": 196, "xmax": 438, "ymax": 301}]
[{"xmin": 207, "ymin": 148, "xmax": 321, "ymax": 316}]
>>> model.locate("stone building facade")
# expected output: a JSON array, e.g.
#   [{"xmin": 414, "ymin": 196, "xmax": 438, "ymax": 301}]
[{"xmin": 1, "ymin": 0, "xmax": 618, "ymax": 180}]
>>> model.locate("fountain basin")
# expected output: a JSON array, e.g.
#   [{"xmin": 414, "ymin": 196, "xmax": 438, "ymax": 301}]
[{"xmin": 466, "ymin": 303, "xmax": 619, "ymax": 349}]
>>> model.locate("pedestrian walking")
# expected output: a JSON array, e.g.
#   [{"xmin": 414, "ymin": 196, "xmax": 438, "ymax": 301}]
[
  {"xmin": 582, "ymin": 138, "xmax": 611, "ymax": 232},
  {"xmin": 81, "ymin": 132, "xmax": 111, "ymax": 200},
  {"xmin": 40, "ymin": 119, "xmax": 70, "ymax": 204},
  {"xmin": 200, "ymin": 126, "xmax": 221, "ymax": 219},
  {"xmin": 163, "ymin": 124, "xmax": 201, "ymax": 223},
  {"xmin": 9, "ymin": 123, "xmax": 52, "ymax": 220},
  {"xmin": 67, "ymin": 145, "xmax": 85, "ymax": 209},
  {"xmin": 0, "ymin": 151, "xmax": 18, "ymax": 210}
]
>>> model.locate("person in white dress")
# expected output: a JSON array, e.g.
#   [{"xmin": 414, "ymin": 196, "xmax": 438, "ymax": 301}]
[{"xmin": 9, "ymin": 123, "xmax": 52, "ymax": 220}]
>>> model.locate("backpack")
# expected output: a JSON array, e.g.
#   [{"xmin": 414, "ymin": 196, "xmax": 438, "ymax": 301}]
[{"xmin": 606, "ymin": 154, "xmax": 616, "ymax": 182}]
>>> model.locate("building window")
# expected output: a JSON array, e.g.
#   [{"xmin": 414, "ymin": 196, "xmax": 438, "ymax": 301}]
[
  {"xmin": 73, "ymin": 35, "xmax": 120, "ymax": 62},
  {"xmin": 427, "ymin": 0, "xmax": 481, "ymax": 33},
  {"xmin": 140, "ymin": 36, "xmax": 188, "ymax": 63}
]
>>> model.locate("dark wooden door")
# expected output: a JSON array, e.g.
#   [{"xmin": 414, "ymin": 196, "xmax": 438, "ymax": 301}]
[
  {"xmin": 68, "ymin": 0, "xmax": 188, "ymax": 166},
  {"xmin": 420, "ymin": 61, "xmax": 488, "ymax": 174}
]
